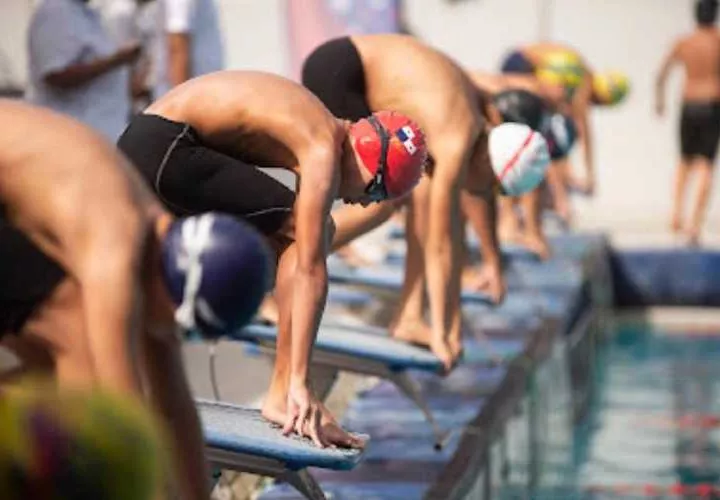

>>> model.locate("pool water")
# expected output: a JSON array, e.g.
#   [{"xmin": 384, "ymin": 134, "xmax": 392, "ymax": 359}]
[{"xmin": 501, "ymin": 325, "xmax": 720, "ymax": 499}]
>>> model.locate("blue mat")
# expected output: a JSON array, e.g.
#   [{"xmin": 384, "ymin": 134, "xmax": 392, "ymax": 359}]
[
  {"xmin": 198, "ymin": 400, "xmax": 365, "ymax": 471},
  {"xmin": 235, "ymin": 324, "xmax": 444, "ymax": 373}
]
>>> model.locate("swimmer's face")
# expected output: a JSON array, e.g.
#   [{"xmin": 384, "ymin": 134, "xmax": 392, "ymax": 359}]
[{"xmin": 339, "ymin": 135, "xmax": 382, "ymax": 206}]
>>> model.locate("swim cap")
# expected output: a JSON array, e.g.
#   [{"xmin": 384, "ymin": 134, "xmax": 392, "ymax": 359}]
[
  {"xmin": 350, "ymin": 110, "xmax": 427, "ymax": 199},
  {"xmin": 536, "ymin": 50, "xmax": 585, "ymax": 93},
  {"xmin": 0, "ymin": 380, "xmax": 164, "ymax": 500},
  {"xmin": 592, "ymin": 71, "xmax": 630, "ymax": 106},
  {"xmin": 162, "ymin": 212, "xmax": 273, "ymax": 339},
  {"xmin": 542, "ymin": 112, "xmax": 578, "ymax": 160},
  {"xmin": 489, "ymin": 122, "xmax": 550, "ymax": 196}
]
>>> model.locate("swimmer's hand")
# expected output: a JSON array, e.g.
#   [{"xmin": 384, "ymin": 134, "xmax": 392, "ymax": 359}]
[
  {"xmin": 283, "ymin": 382, "xmax": 365, "ymax": 449},
  {"xmin": 283, "ymin": 381, "xmax": 324, "ymax": 447}
]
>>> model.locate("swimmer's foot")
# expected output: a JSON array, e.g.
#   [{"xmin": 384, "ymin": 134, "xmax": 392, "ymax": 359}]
[
  {"xmin": 390, "ymin": 318, "xmax": 432, "ymax": 347},
  {"xmin": 448, "ymin": 335, "xmax": 464, "ymax": 362},
  {"xmin": 522, "ymin": 234, "xmax": 551, "ymax": 261},
  {"xmin": 391, "ymin": 319, "xmax": 457, "ymax": 371},
  {"xmin": 670, "ymin": 214, "xmax": 683, "ymax": 234},
  {"xmin": 686, "ymin": 227, "xmax": 701, "ymax": 248}
]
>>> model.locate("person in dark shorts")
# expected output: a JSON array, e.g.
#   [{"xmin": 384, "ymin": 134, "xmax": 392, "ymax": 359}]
[
  {"xmin": 302, "ymin": 35, "xmax": 550, "ymax": 371},
  {"xmin": 0, "ymin": 99, "xmax": 274, "ymax": 500},
  {"xmin": 657, "ymin": 0, "xmax": 720, "ymax": 245},
  {"xmin": 117, "ymin": 70, "xmax": 427, "ymax": 449}
]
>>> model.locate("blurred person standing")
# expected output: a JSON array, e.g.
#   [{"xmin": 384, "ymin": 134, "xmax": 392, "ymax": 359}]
[
  {"xmin": 101, "ymin": 0, "xmax": 158, "ymax": 113},
  {"xmin": 26, "ymin": 0, "xmax": 141, "ymax": 140},
  {"xmin": 151, "ymin": 0, "xmax": 225, "ymax": 98},
  {"xmin": 656, "ymin": 0, "xmax": 720, "ymax": 246}
]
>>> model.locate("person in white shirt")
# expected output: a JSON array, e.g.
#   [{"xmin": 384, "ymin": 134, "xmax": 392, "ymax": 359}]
[
  {"xmin": 152, "ymin": 0, "xmax": 225, "ymax": 97},
  {"xmin": 26, "ymin": 0, "xmax": 141, "ymax": 140}
]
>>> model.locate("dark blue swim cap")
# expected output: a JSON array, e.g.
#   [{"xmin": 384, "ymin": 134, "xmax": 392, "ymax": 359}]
[{"xmin": 161, "ymin": 213, "xmax": 272, "ymax": 339}]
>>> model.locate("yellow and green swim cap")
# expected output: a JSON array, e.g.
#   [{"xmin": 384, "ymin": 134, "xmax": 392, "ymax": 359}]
[
  {"xmin": 592, "ymin": 71, "xmax": 630, "ymax": 106},
  {"xmin": 535, "ymin": 50, "xmax": 585, "ymax": 94}
]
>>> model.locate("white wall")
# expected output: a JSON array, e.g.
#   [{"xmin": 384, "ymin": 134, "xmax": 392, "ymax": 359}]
[
  {"xmin": 1, "ymin": 0, "xmax": 716, "ymax": 230},
  {"xmin": 0, "ymin": 1, "xmax": 35, "ymax": 88}
]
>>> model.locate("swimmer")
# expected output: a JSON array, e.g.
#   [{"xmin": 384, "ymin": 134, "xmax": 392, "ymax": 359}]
[
  {"xmin": 302, "ymin": 35, "xmax": 549, "ymax": 369},
  {"xmin": 656, "ymin": 0, "xmax": 720, "ymax": 246},
  {"xmin": 500, "ymin": 43, "xmax": 629, "ymax": 221},
  {"xmin": 469, "ymin": 71, "xmax": 575, "ymax": 260},
  {"xmin": 118, "ymin": 70, "xmax": 425, "ymax": 448},
  {"xmin": 0, "ymin": 99, "xmax": 272, "ymax": 500}
]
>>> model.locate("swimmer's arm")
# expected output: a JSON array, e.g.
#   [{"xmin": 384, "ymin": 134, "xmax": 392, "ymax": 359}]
[
  {"xmin": 167, "ymin": 33, "xmax": 190, "ymax": 87},
  {"xmin": 71, "ymin": 211, "xmax": 147, "ymax": 395},
  {"xmin": 573, "ymin": 75, "xmax": 594, "ymax": 188},
  {"xmin": 289, "ymin": 151, "xmax": 336, "ymax": 386},
  {"xmin": 142, "ymin": 330, "xmax": 210, "ymax": 500},
  {"xmin": 656, "ymin": 41, "xmax": 681, "ymax": 116},
  {"xmin": 425, "ymin": 141, "xmax": 469, "ymax": 345}
]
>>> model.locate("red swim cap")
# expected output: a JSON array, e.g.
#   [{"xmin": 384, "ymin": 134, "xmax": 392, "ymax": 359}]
[{"xmin": 350, "ymin": 110, "xmax": 427, "ymax": 199}]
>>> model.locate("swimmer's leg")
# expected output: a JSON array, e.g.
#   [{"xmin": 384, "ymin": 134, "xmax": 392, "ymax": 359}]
[
  {"xmin": 330, "ymin": 200, "xmax": 397, "ymax": 266},
  {"xmin": 141, "ymin": 327, "xmax": 210, "ymax": 499},
  {"xmin": 496, "ymin": 196, "xmax": 522, "ymax": 243},
  {"xmin": 546, "ymin": 159, "xmax": 572, "ymax": 225},
  {"xmin": 520, "ymin": 188, "xmax": 551, "ymax": 260},
  {"xmin": 331, "ymin": 201, "xmax": 397, "ymax": 250},
  {"xmin": 687, "ymin": 157, "xmax": 714, "ymax": 246},
  {"xmin": 262, "ymin": 241, "xmax": 295, "ymax": 425},
  {"xmin": 671, "ymin": 156, "xmax": 692, "ymax": 233},
  {"xmin": 390, "ymin": 177, "xmax": 434, "ymax": 347},
  {"xmin": 13, "ymin": 279, "xmax": 95, "ymax": 389}
]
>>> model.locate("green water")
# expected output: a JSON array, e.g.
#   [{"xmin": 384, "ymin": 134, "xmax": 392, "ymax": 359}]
[{"xmin": 498, "ymin": 325, "xmax": 720, "ymax": 499}]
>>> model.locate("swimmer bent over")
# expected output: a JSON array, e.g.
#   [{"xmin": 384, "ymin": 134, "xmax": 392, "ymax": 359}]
[
  {"xmin": 118, "ymin": 70, "xmax": 427, "ymax": 449},
  {"xmin": 0, "ymin": 100, "xmax": 271, "ymax": 499}
]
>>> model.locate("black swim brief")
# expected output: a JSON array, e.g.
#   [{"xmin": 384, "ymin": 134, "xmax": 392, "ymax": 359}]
[
  {"xmin": 301, "ymin": 37, "xmax": 372, "ymax": 121},
  {"xmin": 0, "ymin": 217, "xmax": 66, "ymax": 335},
  {"xmin": 680, "ymin": 101, "xmax": 720, "ymax": 162},
  {"xmin": 117, "ymin": 114, "xmax": 296, "ymax": 236}
]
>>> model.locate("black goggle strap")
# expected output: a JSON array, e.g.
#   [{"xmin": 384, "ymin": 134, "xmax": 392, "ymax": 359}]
[{"xmin": 365, "ymin": 115, "xmax": 390, "ymax": 198}]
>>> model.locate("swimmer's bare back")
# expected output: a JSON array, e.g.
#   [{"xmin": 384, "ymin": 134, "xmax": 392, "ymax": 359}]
[
  {"xmin": 674, "ymin": 28, "xmax": 720, "ymax": 100},
  {"xmin": 144, "ymin": 71, "xmax": 346, "ymax": 174},
  {"xmin": 351, "ymin": 34, "xmax": 483, "ymax": 142},
  {"xmin": 0, "ymin": 100, "xmax": 160, "ymax": 268}
]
